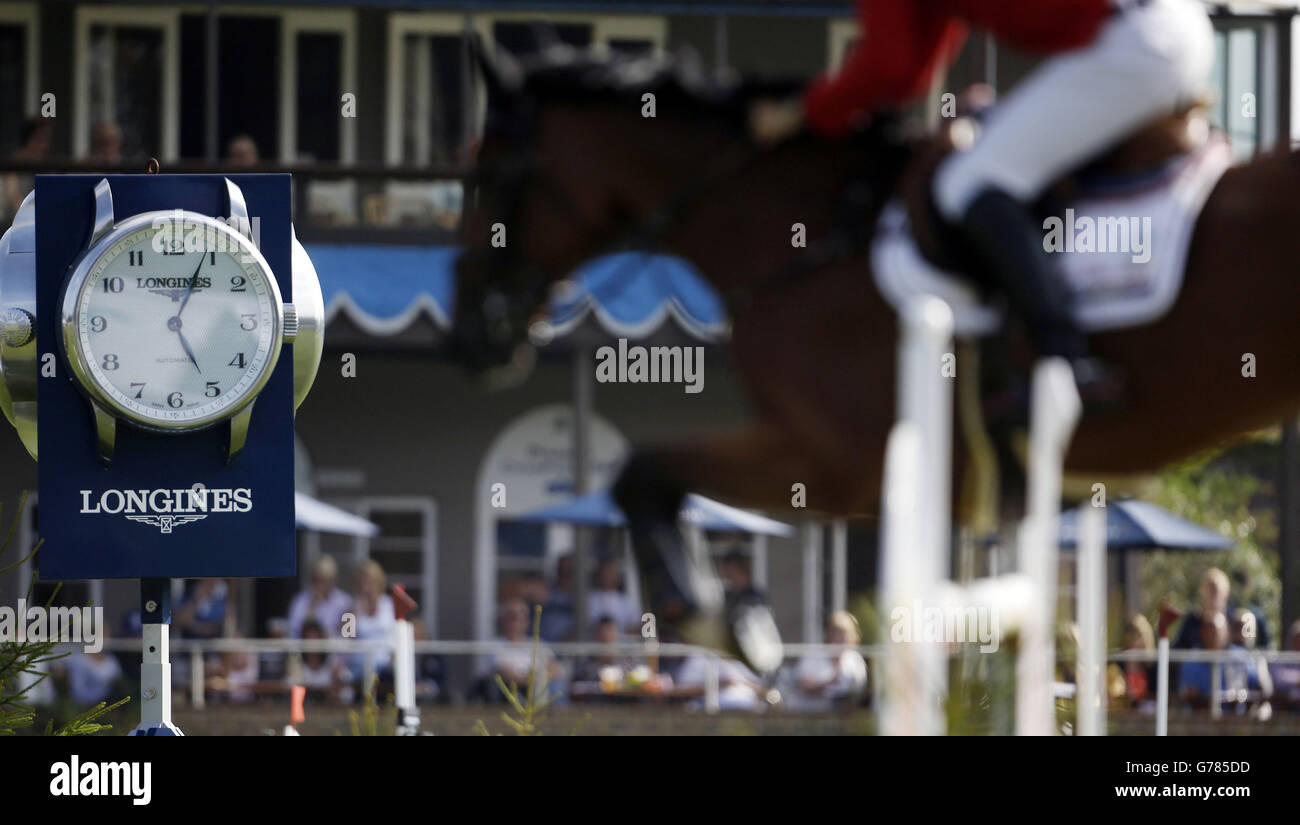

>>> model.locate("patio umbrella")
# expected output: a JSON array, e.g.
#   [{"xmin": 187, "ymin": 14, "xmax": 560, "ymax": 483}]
[
  {"xmin": 295, "ymin": 491, "xmax": 380, "ymax": 537},
  {"xmin": 1058, "ymin": 499, "xmax": 1231, "ymax": 551},
  {"xmin": 517, "ymin": 488, "xmax": 794, "ymax": 537}
]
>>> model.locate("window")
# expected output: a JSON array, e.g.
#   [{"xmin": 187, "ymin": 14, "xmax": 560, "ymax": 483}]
[
  {"xmin": 400, "ymin": 30, "xmax": 472, "ymax": 166},
  {"xmin": 474, "ymin": 13, "xmax": 665, "ymax": 60},
  {"xmin": 176, "ymin": 8, "xmax": 355, "ymax": 164},
  {"xmin": 353, "ymin": 498, "xmax": 438, "ymax": 636},
  {"xmin": 283, "ymin": 9, "xmax": 356, "ymax": 165},
  {"xmin": 1210, "ymin": 24, "xmax": 1262, "ymax": 159},
  {"xmin": 385, "ymin": 14, "xmax": 469, "ymax": 167},
  {"xmin": 827, "ymin": 18, "xmax": 859, "ymax": 71},
  {"xmin": 75, "ymin": 6, "xmax": 179, "ymax": 161},
  {"xmin": 386, "ymin": 12, "xmax": 666, "ymax": 167},
  {"xmin": 0, "ymin": 2, "xmax": 38, "ymax": 156}
]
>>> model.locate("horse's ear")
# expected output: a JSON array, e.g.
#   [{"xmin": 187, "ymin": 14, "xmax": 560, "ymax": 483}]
[{"xmin": 469, "ymin": 33, "xmax": 523, "ymax": 100}]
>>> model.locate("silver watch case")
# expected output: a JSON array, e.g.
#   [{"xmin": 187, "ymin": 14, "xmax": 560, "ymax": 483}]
[{"xmin": 0, "ymin": 178, "xmax": 325, "ymax": 462}]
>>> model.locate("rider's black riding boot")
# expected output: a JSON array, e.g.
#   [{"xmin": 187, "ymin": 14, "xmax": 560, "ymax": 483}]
[{"xmin": 956, "ymin": 187, "xmax": 1123, "ymax": 415}]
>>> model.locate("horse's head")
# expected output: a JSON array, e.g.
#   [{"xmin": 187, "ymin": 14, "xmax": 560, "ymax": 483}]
[
  {"xmin": 449, "ymin": 40, "xmax": 549, "ymax": 384},
  {"xmin": 449, "ymin": 41, "xmax": 758, "ymax": 385}
]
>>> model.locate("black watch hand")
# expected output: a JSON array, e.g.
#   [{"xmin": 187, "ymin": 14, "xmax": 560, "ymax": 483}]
[
  {"xmin": 177, "ymin": 253, "xmax": 206, "ymax": 317},
  {"xmin": 177, "ymin": 329, "xmax": 202, "ymax": 374}
]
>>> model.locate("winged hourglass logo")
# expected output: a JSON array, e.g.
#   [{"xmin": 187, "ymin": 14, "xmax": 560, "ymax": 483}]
[{"xmin": 125, "ymin": 514, "xmax": 207, "ymax": 534}]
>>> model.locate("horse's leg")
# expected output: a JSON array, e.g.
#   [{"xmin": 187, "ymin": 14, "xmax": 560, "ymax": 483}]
[{"xmin": 612, "ymin": 421, "xmax": 852, "ymax": 675}]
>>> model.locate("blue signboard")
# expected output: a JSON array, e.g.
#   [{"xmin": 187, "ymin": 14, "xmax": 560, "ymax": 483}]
[{"xmin": 35, "ymin": 174, "xmax": 296, "ymax": 580}]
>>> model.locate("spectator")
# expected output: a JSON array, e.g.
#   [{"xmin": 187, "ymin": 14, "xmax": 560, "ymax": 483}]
[
  {"xmin": 587, "ymin": 558, "xmax": 640, "ymax": 633},
  {"xmin": 287, "ymin": 554, "xmax": 353, "ymax": 638},
  {"xmin": 1119, "ymin": 612, "xmax": 1157, "ymax": 707},
  {"xmin": 539, "ymin": 553, "xmax": 576, "ymax": 643},
  {"xmin": 347, "ymin": 560, "xmax": 396, "ymax": 682},
  {"xmin": 572, "ymin": 615, "xmax": 636, "ymax": 686},
  {"xmin": 1177, "ymin": 609, "xmax": 1229, "ymax": 707},
  {"xmin": 291, "ymin": 617, "xmax": 351, "ymax": 704},
  {"xmin": 89, "ymin": 122, "xmax": 122, "ymax": 166},
  {"xmin": 60, "ymin": 628, "xmax": 125, "ymax": 706},
  {"xmin": 1229, "ymin": 570, "xmax": 1271, "ymax": 648},
  {"xmin": 3, "ymin": 118, "xmax": 50, "ymax": 225},
  {"xmin": 226, "ymin": 133, "xmax": 259, "ymax": 167},
  {"xmin": 719, "ymin": 549, "xmax": 767, "ymax": 605},
  {"xmin": 788, "ymin": 611, "xmax": 868, "ymax": 711},
  {"xmin": 1176, "ymin": 609, "xmax": 1270, "ymax": 713},
  {"xmin": 1270, "ymin": 620, "xmax": 1300, "ymax": 710},
  {"xmin": 212, "ymin": 642, "xmax": 259, "ymax": 704},
  {"xmin": 1224, "ymin": 607, "xmax": 1272, "ymax": 710},
  {"xmin": 174, "ymin": 578, "xmax": 228, "ymax": 640},
  {"xmin": 484, "ymin": 597, "xmax": 559, "ymax": 689},
  {"xmin": 673, "ymin": 654, "xmax": 765, "ymax": 711},
  {"xmin": 1172, "ymin": 567, "xmax": 1231, "ymax": 683}
]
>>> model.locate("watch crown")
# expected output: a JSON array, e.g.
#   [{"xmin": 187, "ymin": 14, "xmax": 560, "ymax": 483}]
[
  {"xmin": 282, "ymin": 303, "xmax": 298, "ymax": 342},
  {"xmin": 2, "ymin": 307, "xmax": 34, "ymax": 348}
]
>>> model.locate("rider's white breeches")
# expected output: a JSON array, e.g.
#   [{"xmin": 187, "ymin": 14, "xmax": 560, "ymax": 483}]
[{"xmin": 933, "ymin": 0, "xmax": 1215, "ymax": 220}]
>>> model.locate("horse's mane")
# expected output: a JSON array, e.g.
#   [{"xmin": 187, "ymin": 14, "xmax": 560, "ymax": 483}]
[{"xmin": 505, "ymin": 44, "xmax": 806, "ymax": 128}]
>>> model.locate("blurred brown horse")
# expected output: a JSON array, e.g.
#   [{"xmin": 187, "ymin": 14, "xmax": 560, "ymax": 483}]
[{"xmin": 451, "ymin": 48, "xmax": 1300, "ymax": 650}]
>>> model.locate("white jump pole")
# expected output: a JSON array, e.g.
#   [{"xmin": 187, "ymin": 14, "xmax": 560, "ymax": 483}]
[
  {"xmin": 1156, "ymin": 636, "xmax": 1170, "ymax": 736},
  {"xmin": 1076, "ymin": 503, "xmax": 1106, "ymax": 736},
  {"xmin": 1015, "ymin": 358, "xmax": 1081, "ymax": 736},
  {"xmin": 391, "ymin": 584, "xmax": 420, "ymax": 736},
  {"xmin": 879, "ymin": 295, "xmax": 953, "ymax": 736}
]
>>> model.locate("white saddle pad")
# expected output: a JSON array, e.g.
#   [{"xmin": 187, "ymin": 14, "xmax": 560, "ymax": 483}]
[{"xmin": 870, "ymin": 136, "xmax": 1234, "ymax": 338}]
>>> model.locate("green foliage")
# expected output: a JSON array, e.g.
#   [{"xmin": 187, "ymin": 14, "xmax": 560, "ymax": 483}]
[
  {"xmin": 343, "ymin": 681, "xmax": 398, "ymax": 736},
  {"xmin": 475, "ymin": 604, "xmax": 584, "ymax": 736},
  {"xmin": 0, "ymin": 493, "xmax": 130, "ymax": 735},
  {"xmin": 1137, "ymin": 436, "xmax": 1281, "ymax": 643}
]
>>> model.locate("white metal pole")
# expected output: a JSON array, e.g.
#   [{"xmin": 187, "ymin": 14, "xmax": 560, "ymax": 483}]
[
  {"xmin": 1156, "ymin": 637, "xmax": 1169, "ymax": 736},
  {"xmin": 1077, "ymin": 503, "xmax": 1106, "ymax": 736},
  {"xmin": 1015, "ymin": 359, "xmax": 1081, "ymax": 736},
  {"xmin": 131, "ymin": 578, "xmax": 183, "ymax": 736},
  {"xmin": 831, "ymin": 519, "xmax": 848, "ymax": 614},
  {"xmin": 879, "ymin": 296, "xmax": 953, "ymax": 736}
]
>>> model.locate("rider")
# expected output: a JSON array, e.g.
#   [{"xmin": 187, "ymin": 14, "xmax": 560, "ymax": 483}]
[{"xmin": 753, "ymin": 0, "xmax": 1214, "ymax": 407}]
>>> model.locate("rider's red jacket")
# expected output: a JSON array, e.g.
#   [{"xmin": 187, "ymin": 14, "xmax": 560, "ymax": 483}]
[{"xmin": 804, "ymin": 0, "xmax": 1114, "ymax": 137}]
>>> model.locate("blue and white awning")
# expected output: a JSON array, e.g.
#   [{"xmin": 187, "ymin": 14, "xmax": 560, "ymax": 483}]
[{"xmin": 308, "ymin": 244, "xmax": 728, "ymax": 342}]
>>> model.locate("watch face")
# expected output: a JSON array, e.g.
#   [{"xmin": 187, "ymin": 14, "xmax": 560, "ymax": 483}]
[{"xmin": 61, "ymin": 211, "xmax": 283, "ymax": 431}]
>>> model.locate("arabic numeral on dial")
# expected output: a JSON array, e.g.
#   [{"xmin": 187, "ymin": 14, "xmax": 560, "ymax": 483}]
[
  {"xmin": 101, "ymin": 353, "xmax": 119, "ymax": 370},
  {"xmin": 102, "ymin": 277, "xmax": 124, "ymax": 293},
  {"xmin": 90, "ymin": 315, "xmax": 107, "ymax": 333},
  {"xmin": 229, "ymin": 352, "xmax": 246, "ymax": 368},
  {"xmin": 128, "ymin": 250, "xmax": 144, "ymax": 266},
  {"xmin": 167, "ymin": 391, "xmax": 183, "ymax": 408},
  {"xmin": 205, "ymin": 381, "xmax": 220, "ymax": 398},
  {"xmin": 130, "ymin": 382, "xmax": 145, "ymax": 399},
  {"xmin": 209, "ymin": 251, "xmax": 216, "ymax": 266},
  {"xmin": 240, "ymin": 314, "xmax": 257, "ymax": 331},
  {"xmin": 231, "ymin": 275, "xmax": 247, "ymax": 292}
]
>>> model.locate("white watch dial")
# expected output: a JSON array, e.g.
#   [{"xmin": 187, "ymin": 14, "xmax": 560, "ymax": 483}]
[{"xmin": 67, "ymin": 214, "xmax": 281, "ymax": 428}]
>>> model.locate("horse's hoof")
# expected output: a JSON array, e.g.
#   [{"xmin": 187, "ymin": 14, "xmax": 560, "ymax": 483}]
[
  {"xmin": 729, "ymin": 600, "xmax": 784, "ymax": 676},
  {"xmin": 672, "ymin": 600, "xmax": 784, "ymax": 678}
]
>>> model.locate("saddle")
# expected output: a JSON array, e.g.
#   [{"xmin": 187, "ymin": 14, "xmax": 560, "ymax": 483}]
[{"xmin": 899, "ymin": 102, "xmax": 1213, "ymax": 281}]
